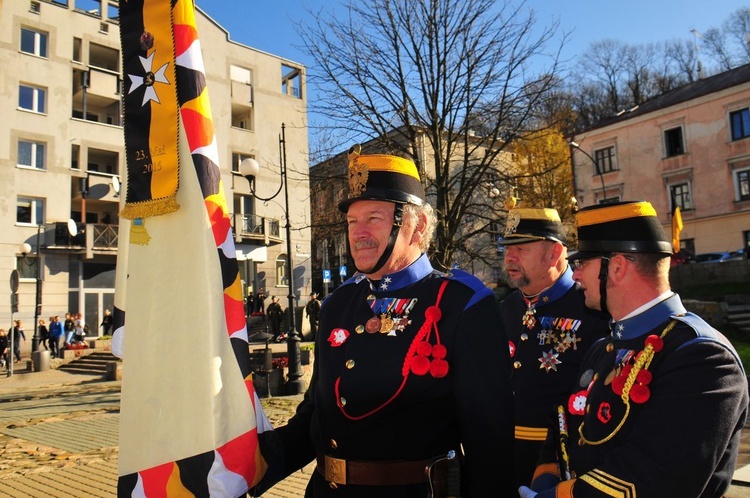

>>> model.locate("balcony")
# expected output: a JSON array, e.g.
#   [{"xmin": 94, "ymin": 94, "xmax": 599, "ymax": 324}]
[
  {"xmin": 46, "ymin": 222, "xmax": 118, "ymax": 257},
  {"xmin": 233, "ymin": 213, "xmax": 282, "ymax": 245}
]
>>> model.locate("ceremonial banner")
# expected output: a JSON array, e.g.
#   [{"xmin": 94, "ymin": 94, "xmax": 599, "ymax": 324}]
[
  {"xmin": 671, "ymin": 191, "xmax": 683, "ymax": 254},
  {"xmin": 117, "ymin": 1, "xmax": 271, "ymax": 495}
]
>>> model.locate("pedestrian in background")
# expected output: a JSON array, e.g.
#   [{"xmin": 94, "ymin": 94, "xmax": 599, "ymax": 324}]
[
  {"xmin": 37, "ymin": 318, "xmax": 49, "ymax": 351},
  {"xmin": 305, "ymin": 291, "xmax": 321, "ymax": 340},
  {"xmin": 63, "ymin": 312, "xmax": 75, "ymax": 346},
  {"xmin": 497, "ymin": 205, "xmax": 609, "ymax": 489},
  {"xmin": 266, "ymin": 296, "xmax": 285, "ymax": 342},
  {"xmin": 48, "ymin": 316, "xmax": 63, "ymax": 358},
  {"xmin": 0, "ymin": 329, "xmax": 9, "ymax": 370},
  {"xmin": 254, "ymin": 288, "xmax": 268, "ymax": 315},
  {"xmin": 11, "ymin": 320, "xmax": 25, "ymax": 363},
  {"xmin": 521, "ymin": 201, "xmax": 749, "ymax": 498},
  {"xmin": 255, "ymin": 146, "xmax": 515, "ymax": 496},
  {"xmin": 100, "ymin": 309, "xmax": 114, "ymax": 336},
  {"xmin": 73, "ymin": 313, "xmax": 86, "ymax": 344}
]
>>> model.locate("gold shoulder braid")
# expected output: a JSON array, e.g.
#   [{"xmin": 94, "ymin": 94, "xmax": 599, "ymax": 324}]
[{"xmin": 578, "ymin": 320, "xmax": 677, "ymax": 446}]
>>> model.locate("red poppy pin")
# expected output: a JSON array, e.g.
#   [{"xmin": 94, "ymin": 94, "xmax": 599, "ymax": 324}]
[{"xmin": 328, "ymin": 328, "xmax": 350, "ymax": 347}]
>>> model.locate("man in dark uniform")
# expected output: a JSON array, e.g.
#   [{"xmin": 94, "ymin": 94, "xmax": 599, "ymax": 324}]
[
  {"xmin": 256, "ymin": 146, "xmax": 515, "ymax": 497},
  {"xmin": 498, "ymin": 205, "xmax": 609, "ymax": 489},
  {"xmin": 521, "ymin": 201, "xmax": 749, "ymax": 498},
  {"xmin": 266, "ymin": 296, "xmax": 285, "ymax": 342},
  {"xmin": 305, "ymin": 291, "xmax": 322, "ymax": 339}
]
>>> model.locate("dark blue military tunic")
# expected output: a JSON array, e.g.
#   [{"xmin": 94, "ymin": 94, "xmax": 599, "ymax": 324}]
[
  {"xmin": 500, "ymin": 268, "xmax": 609, "ymax": 488},
  {"xmin": 273, "ymin": 254, "xmax": 515, "ymax": 497},
  {"xmin": 531, "ymin": 293, "xmax": 749, "ymax": 498}
]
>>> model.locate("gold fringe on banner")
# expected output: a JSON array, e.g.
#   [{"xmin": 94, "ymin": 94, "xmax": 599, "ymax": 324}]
[{"xmin": 120, "ymin": 196, "xmax": 180, "ymax": 221}]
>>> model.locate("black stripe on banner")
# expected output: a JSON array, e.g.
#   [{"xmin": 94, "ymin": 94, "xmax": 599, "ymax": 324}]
[{"xmin": 119, "ymin": 0, "xmax": 154, "ymax": 203}]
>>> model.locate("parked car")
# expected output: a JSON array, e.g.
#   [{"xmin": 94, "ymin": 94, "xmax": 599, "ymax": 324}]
[
  {"xmin": 695, "ymin": 251, "xmax": 733, "ymax": 264},
  {"xmin": 670, "ymin": 249, "xmax": 696, "ymax": 266},
  {"xmin": 728, "ymin": 249, "xmax": 748, "ymax": 261}
]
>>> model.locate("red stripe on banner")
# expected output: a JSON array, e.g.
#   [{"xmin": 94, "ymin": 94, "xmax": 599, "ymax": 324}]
[
  {"xmin": 216, "ymin": 430, "xmax": 258, "ymax": 484},
  {"xmin": 224, "ymin": 293, "xmax": 247, "ymax": 333},
  {"xmin": 139, "ymin": 461, "xmax": 174, "ymax": 496},
  {"xmin": 173, "ymin": 23, "xmax": 198, "ymax": 58},
  {"xmin": 205, "ymin": 200, "xmax": 232, "ymax": 245},
  {"xmin": 181, "ymin": 107, "xmax": 214, "ymax": 150}
]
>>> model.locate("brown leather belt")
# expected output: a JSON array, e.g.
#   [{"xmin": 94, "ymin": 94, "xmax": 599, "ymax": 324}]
[{"xmin": 316, "ymin": 452, "xmax": 428, "ymax": 486}]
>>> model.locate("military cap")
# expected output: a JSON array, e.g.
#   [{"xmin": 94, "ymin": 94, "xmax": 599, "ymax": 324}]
[
  {"xmin": 337, "ymin": 145, "xmax": 426, "ymax": 213},
  {"xmin": 498, "ymin": 207, "xmax": 567, "ymax": 246},
  {"xmin": 568, "ymin": 201, "xmax": 672, "ymax": 260}
]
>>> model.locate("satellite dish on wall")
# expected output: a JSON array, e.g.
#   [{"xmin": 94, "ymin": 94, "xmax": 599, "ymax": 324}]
[
  {"xmin": 67, "ymin": 219, "xmax": 78, "ymax": 237},
  {"xmin": 112, "ymin": 176, "xmax": 121, "ymax": 196}
]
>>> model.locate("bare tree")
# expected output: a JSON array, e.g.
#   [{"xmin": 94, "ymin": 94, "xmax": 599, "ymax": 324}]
[{"xmin": 298, "ymin": 0, "xmax": 566, "ymax": 270}]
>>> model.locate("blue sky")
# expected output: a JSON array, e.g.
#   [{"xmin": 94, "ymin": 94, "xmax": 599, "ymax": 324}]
[{"xmin": 198, "ymin": 1, "xmax": 743, "ymax": 68}]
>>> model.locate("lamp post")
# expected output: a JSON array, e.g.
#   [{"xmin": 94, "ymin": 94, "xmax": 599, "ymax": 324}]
[
  {"xmin": 239, "ymin": 123, "xmax": 305, "ymax": 395},
  {"xmin": 569, "ymin": 141, "xmax": 608, "ymax": 203},
  {"xmin": 19, "ymin": 223, "xmax": 44, "ymax": 353}
]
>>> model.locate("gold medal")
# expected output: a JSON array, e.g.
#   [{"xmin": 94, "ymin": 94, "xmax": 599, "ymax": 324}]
[
  {"xmin": 380, "ymin": 316, "xmax": 394, "ymax": 334},
  {"xmin": 365, "ymin": 317, "xmax": 381, "ymax": 334}
]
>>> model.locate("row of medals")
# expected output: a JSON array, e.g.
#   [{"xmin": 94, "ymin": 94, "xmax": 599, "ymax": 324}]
[{"xmin": 355, "ymin": 314, "xmax": 409, "ymax": 336}]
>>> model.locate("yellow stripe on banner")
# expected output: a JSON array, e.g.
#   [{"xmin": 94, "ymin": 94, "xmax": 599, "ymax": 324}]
[
  {"xmin": 515, "ymin": 425, "xmax": 549, "ymax": 441},
  {"xmin": 144, "ymin": 0, "xmax": 179, "ymax": 201},
  {"xmin": 577, "ymin": 201, "xmax": 657, "ymax": 227}
]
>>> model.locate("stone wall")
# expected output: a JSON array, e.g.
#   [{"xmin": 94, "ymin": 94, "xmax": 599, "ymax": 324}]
[{"xmin": 670, "ymin": 260, "xmax": 750, "ymax": 295}]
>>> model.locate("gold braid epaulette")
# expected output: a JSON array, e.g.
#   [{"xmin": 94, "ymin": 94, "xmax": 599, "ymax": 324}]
[{"xmin": 578, "ymin": 320, "xmax": 677, "ymax": 446}]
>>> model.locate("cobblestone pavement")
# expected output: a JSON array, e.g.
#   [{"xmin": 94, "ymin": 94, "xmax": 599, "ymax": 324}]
[{"xmin": 0, "ymin": 362, "xmax": 749, "ymax": 497}]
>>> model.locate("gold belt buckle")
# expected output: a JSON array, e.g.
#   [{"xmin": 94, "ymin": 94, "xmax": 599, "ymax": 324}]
[{"xmin": 324, "ymin": 455, "xmax": 347, "ymax": 485}]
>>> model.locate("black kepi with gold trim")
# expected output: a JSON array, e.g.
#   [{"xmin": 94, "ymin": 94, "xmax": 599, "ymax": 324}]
[
  {"xmin": 338, "ymin": 145, "xmax": 426, "ymax": 213},
  {"xmin": 568, "ymin": 200, "xmax": 673, "ymax": 260},
  {"xmin": 498, "ymin": 206, "xmax": 567, "ymax": 246}
]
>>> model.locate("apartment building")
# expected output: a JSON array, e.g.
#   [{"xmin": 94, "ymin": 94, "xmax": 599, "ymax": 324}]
[
  {"xmin": 1, "ymin": 0, "xmax": 311, "ymax": 334},
  {"xmin": 570, "ymin": 64, "xmax": 750, "ymax": 255}
]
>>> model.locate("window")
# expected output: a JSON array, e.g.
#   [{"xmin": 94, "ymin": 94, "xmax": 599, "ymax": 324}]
[
  {"xmin": 19, "ymin": 84, "xmax": 46, "ymax": 113},
  {"xmin": 593, "ymin": 146, "xmax": 616, "ymax": 174},
  {"xmin": 281, "ymin": 64, "xmax": 301, "ymax": 98},
  {"xmin": 18, "ymin": 140, "xmax": 46, "ymax": 170},
  {"xmin": 731, "ymin": 108, "xmax": 750, "ymax": 141},
  {"xmin": 16, "ymin": 255, "xmax": 39, "ymax": 280},
  {"xmin": 670, "ymin": 183, "xmax": 692, "ymax": 210},
  {"xmin": 20, "ymin": 27, "xmax": 48, "ymax": 57},
  {"xmin": 736, "ymin": 168, "xmax": 750, "ymax": 201},
  {"xmin": 73, "ymin": 37, "xmax": 82, "ymax": 62},
  {"xmin": 232, "ymin": 152, "xmax": 253, "ymax": 173},
  {"xmin": 17, "ymin": 197, "xmax": 45, "ymax": 225},
  {"xmin": 664, "ymin": 126, "xmax": 684, "ymax": 157},
  {"xmin": 276, "ymin": 254, "xmax": 289, "ymax": 286}
]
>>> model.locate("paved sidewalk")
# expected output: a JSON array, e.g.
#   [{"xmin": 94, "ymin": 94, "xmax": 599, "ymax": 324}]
[{"xmin": 0, "ymin": 357, "xmax": 749, "ymax": 496}]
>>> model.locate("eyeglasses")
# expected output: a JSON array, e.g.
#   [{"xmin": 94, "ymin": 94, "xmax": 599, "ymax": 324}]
[
  {"xmin": 571, "ymin": 254, "xmax": 636, "ymax": 271},
  {"xmin": 571, "ymin": 258, "xmax": 594, "ymax": 271}
]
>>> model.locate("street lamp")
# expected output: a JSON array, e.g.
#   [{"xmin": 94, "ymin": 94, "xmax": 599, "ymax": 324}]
[
  {"xmin": 569, "ymin": 141, "xmax": 608, "ymax": 203},
  {"xmin": 19, "ymin": 224, "xmax": 44, "ymax": 353},
  {"xmin": 239, "ymin": 123, "xmax": 305, "ymax": 395}
]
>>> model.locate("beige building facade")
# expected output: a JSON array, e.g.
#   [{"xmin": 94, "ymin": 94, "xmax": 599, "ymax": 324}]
[
  {"xmin": 571, "ymin": 64, "xmax": 750, "ymax": 256},
  {"xmin": 1, "ymin": 1, "xmax": 311, "ymax": 334}
]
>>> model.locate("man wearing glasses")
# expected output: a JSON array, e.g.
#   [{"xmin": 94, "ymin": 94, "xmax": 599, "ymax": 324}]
[
  {"xmin": 498, "ymin": 205, "xmax": 609, "ymax": 490},
  {"xmin": 521, "ymin": 201, "xmax": 749, "ymax": 498}
]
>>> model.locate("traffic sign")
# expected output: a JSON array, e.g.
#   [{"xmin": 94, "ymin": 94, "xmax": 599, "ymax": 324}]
[
  {"xmin": 323, "ymin": 269, "xmax": 332, "ymax": 283},
  {"xmin": 10, "ymin": 269, "xmax": 19, "ymax": 293},
  {"xmin": 339, "ymin": 265, "xmax": 347, "ymax": 277}
]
